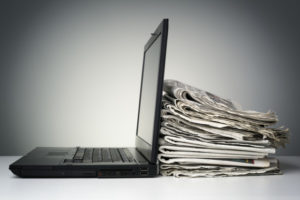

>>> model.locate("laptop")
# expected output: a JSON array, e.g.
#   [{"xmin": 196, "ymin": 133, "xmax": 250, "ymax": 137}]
[{"xmin": 9, "ymin": 19, "xmax": 169, "ymax": 178}]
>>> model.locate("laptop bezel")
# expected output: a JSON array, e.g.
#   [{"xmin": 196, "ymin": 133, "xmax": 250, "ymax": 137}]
[{"xmin": 135, "ymin": 19, "xmax": 168, "ymax": 164}]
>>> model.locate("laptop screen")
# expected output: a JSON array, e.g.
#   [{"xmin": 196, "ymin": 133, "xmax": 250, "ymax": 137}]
[
  {"xmin": 136, "ymin": 34, "xmax": 162, "ymax": 145},
  {"xmin": 135, "ymin": 19, "xmax": 168, "ymax": 163}
]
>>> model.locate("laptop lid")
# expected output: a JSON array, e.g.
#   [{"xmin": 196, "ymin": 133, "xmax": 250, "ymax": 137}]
[{"xmin": 135, "ymin": 19, "xmax": 168, "ymax": 164}]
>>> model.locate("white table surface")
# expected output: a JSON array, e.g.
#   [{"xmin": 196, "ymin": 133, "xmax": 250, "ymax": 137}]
[{"xmin": 1, "ymin": 156, "xmax": 300, "ymax": 200}]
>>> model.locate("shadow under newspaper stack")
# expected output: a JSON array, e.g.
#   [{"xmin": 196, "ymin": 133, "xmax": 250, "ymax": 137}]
[{"xmin": 158, "ymin": 80, "xmax": 289, "ymax": 177}]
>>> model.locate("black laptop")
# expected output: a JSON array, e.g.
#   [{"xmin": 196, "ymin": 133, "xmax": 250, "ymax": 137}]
[{"xmin": 9, "ymin": 19, "xmax": 168, "ymax": 178}]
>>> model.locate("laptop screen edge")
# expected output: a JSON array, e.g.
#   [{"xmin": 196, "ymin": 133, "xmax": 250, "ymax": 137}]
[{"xmin": 135, "ymin": 19, "xmax": 169, "ymax": 164}]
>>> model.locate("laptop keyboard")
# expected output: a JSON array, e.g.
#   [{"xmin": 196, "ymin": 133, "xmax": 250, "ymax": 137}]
[{"xmin": 66, "ymin": 148, "xmax": 135, "ymax": 163}]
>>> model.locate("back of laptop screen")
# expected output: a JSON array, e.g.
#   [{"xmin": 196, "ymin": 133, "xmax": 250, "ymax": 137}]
[{"xmin": 136, "ymin": 34, "xmax": 162, "ymax": 145}]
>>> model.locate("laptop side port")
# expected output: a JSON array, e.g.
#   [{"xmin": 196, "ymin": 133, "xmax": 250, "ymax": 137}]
[
  {"xmin": 140, "ymin": 171, "xmax": 149, "ymax": 176},
  {"xmin": 140, "ymin": 166, "xmax": 149, "ymax": 171}
]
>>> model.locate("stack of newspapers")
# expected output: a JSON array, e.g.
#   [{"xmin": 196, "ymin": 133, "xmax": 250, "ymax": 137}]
[{"xmin": 158, "ymin": 80, "xmax": 289, "ymax": 177}]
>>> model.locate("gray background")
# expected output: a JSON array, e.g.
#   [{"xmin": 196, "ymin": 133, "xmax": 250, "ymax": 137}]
[{"xmin": 0, "ymin": 0, "xmax": 299, "ymax": 155}]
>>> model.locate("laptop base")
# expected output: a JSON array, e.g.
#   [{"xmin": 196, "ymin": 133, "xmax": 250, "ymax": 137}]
[{"xmin": 9, "ymin": 147, "xmax": 158, "ymax": 178}]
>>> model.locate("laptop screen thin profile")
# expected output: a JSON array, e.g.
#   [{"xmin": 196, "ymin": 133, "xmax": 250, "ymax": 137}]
[{"xmin": 135, "ymin": 19, "xmax": 169, "ymax": 164}]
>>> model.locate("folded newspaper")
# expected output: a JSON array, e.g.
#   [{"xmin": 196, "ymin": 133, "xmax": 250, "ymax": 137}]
[{"xmin": 158, "ymin": 80, "xmax": 289, "ymax": 178}]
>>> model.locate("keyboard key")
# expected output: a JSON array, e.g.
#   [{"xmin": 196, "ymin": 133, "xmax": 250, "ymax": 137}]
[
  {"xmin": 123, "ymin": 149, "xmax": 135, "ymax": 162},
  {"xmin": 83, "ymin": 148, "xmax": 93, "ymax": 163},
  {"xmin": 110, "ymin": 148, "xmax": 122, "ymax": 162},
  {"xmin": 92, "ymin": 148, "xmax": 102, "ymax": 162},
  {"xmin": 73, "ymin": 148, "xmax": 85, "ymax": 162},
  {"xmin": 118, "ymin": 149, "xmax": 129, "ymax": 162},
  {"xmin": 102, "ymin": 148, "xmax": 112, "ymax": 162}
]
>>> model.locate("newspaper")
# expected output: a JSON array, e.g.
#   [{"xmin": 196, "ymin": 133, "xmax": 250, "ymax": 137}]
[
  {"xmin": 158, "ymin": 80, "xmax": 289, "ymax": 177},
  {"xmin": 160, "ymin": 158, "xmax": 281, "ymax": 178}
]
